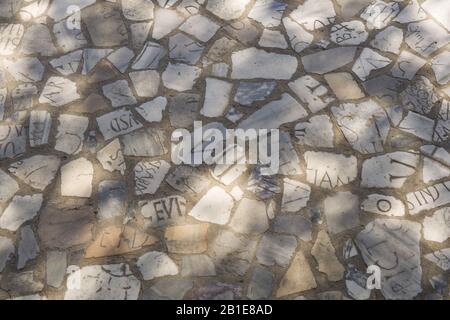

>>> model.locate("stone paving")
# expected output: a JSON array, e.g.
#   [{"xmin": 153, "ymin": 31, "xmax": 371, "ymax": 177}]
[{"xmin": 0, "ymin": 0, "xmax": 449, "ymax": 300}]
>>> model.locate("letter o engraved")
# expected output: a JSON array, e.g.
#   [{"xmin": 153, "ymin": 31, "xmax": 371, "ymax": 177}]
[{"xmin": 376, "ymin": 199, "xmax": 392, "ymax": 213}]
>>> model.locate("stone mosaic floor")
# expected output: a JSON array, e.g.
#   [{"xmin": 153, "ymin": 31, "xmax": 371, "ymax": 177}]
[{"xmin": 0, "ymin": 0, "xmax": 449, "ymax": 300}]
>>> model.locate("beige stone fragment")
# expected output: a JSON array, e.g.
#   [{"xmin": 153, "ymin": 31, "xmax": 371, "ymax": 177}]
[
  {"xmin": 324, "ymin": 72, "xmax": 365, "ymax": 100},
  {"xmin": 164, "ymin": 224, "xmax": 208, "ymax": 254},
  {"xmin": 311, "ymin": 230, "xmax": 344, "ymax": 281}
]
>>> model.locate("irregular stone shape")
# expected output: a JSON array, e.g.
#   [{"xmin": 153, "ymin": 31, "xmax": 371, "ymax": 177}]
[
  {"xmin": 361, "ymin": 152, "xmax": 419, "ymax": 188},
  {"xmin": 323, "ymin": 192, "xmax": 360, "ymax": 235},
  {"xmin": 181, "ymin": 255, "xmax": 216, "ymax": 277},
  {"xmin": 132, "ymin": 41, "xmax": 166, "ymax": 70},
  {"xmin": 189, "ymin": 186, "xmax": 234, "ymax": 225},
  {"xmin": 0, "ymin": 125, "xmax": 26, "ymax": 159},
  {"xmin": 82, "ymin": 3, "xmax": 127, "ymax": 47},
  {"xmin": 422, "ymin": 0, "xmax": 450, "ymax": 32},
  {"xmin": 50, "ymin": 51, "xmax": 83, "ymax": 76},
  {"xmin": 179, "ymin": 14, "xmax": 220, "ymax": 42},
  {"xmin": 371, "ymin": 26, "xmax": 403, "ymax": 54},
  {"xmin": 398, "ymin": 112, "xmax": 435, "ymax": 142},
  {"xmin": 361, "ymin": 194, "xmax": 405, "ymax": 217},
  {"xmin": 130, "ymin": 70, "xmax": 160, "ymax": 98},
  {"xmin": 144, "ymin": 278, "xmax": 194, "ymax": 300},
  {"xmin": 311, "ymin": 230, "xmax": 345, "ymax": 281},
  {"xmin": 343, "ymin": 239, "xmax": 358, "ymax": 259},
  {"xmin": 97, "ymin": 180, "xmax": 126, "ymax": 220},
  {"xmin": 401, "ymin": 77, "xmax": 438, "ymax": 115},
  {"xmin": 11, "ymin": 83, "xmax": 36, "ymax": 111},
  {"xmin": 324, "ymin": 72, "xmax": 365, "ymax": 101},
  {"xmin": 201, "ymin": 78, "xmax": 233, "ymax": 118},
  {"xmin": 291, "ymin": 0, "xmax": 335, "ymax": 30},
  {"xmin": 281, "ymin": 178, "xmax": 311, "ymax": 213},
  {"xmin": 210, "ymin": 229, "xmax": 257, "ymax": 276},
  {"xmin": 289, "ymin": 75, "xmax": 334, "ymax": 113},
  {"xmin": 421, "ymin": 145, "xmax": 450, "ymax": 183},
  {"xmin": 332, "ymin": 100, "xmax": 390, "ymax": 154},
  {"xmin": 231, "ymin": 48, "xmax": 298, "ymax": 80},
  {"xmin": 55, "ymin": 115, "xmax": 88, "ymax": 155},
  {"xmin": 169, "ymin": 33, "xmax": 204, "ymax": 65},
  {"xmin": 206, "ymin": 0, "xmax": 251, "ymax": 20},
  {"xmin": 46, "ymin": 251, "xmax": 67, "ymax": 288},
  {"xmin": 391, "ymin": 50, "xmax": 426, "ymax": 80},
  {"xmin": 134, "ymin": 160, "xmax": 170, "ymax": 195},
  {"xmin": 407, "ymin": 181, "xmax": 450, "ymax": 215},
  {"xmin": 122, "ymin": 0, "xmax": 154, "ymax": 21},
  {"xmin": 330, "ymin": 21, "xmax": 368, "ymax": 45},
  {"xmin": 283, "ymin": 17, "xmax": 313, "ymax": 53},
  {"xmin": 246, "ymin": 167, "xmax": 281, "ymax": 200},
  {"xmin": 85, "ymin": 225, "xmax": 157, "ymax": 258},
  {"xmin": 162, "ymin": 63, "xmax": 201, "ymax": 91},
  {"xmin": 165, "ymin": 223, "xmax": 208, "ymax": 254},
  {"xmin": 234, "ymin": 82, "xmax": 276, "ymax": 106},
  {"xmin": 360, "ymin": 0, "xmax": 400, "ymax": 30},
  {"xmin": 302, "ymin": 47, "xmax": 357, "ymax": 74},
  {"xmin": 20, "ymin": 24, "xmax": 57, "ymax": 56},
  {"xmin": 238, "ymin": 93, "xmax": 308, "ymax": 130},
  {"xmin": 229, "ymin": 198, "xmax": 268, "ymax": 235},
  {"xmin": 273, "ymin": 215, "xmax": 312, "ymax": 241},
  {"xmin": 345, "ymin": 264, "xmax": 371, "ymax": 300},
  {"xmin": 304, "ymin": 151, "xmax": 357, "ymax": 189},
  {"xmin": 247, "ymin": 266, "xmax": 274, "ymax": 300},
  {"xmin": 137, "ymin": 251, "xmax": 178, "ymax": 280},
  {"xmin": 140, "ymin": 196, "xmax": 186, "ymax": 227},
  {"xmin": 96, "ymin": 108, "xmax": 143, "ymax": 141},
  {"xmin": 362, "ymin": 75, "xmax": 408, "ymax": 105},
  {"xmin": 423, "ymin": 207, "xmax": 450, "ymax": 243},
  {"xmin": 9, "ymin": 155, "xmax": 60, "ymax": 191},
  {"xmin": 256, "ymin": 233, "xmax": 297, "ymax": 267},
  {"xmin": 206, "ymin": 37, "xmax": 240, "ymax": 63},
  {"xmin": 121, "ymin": 127, "xmax": 167, "ymax": 157},
  {"xmin": 405, "ymin": 19, "xmax": 450, "ymax": 57},
  {"xmin": 102, "ymin": 80, "xmax": 137, "ymax": 108},
  {"xmin": 0, "ymin": 24, "xmax": 24, "ymax": 55},
  {"xmin": 259, "ymin": 29, "xmax": 288, "ymax": 49},
  {"xmin": 0, "ymin": 169, "xmax": 19, "ymax": 205},
  {"xmin": 2, "ymin": 272, "xmax": 44, "ymax": 296},
  {"xmin": 4, "ymin": 57, "xmax": 44, "ymax": 82},
  {"xmin": 0, "ymin": 1, "xmax": 20, "ymax": 19},
  {"xmin": 61, "ymin": 158, "xmax": 93, "ymax": 198},
  {"xmin": 169, "ymin": 93, "xmax": 200, "ymax": 128},
  {"xmin": 425, "ymin": 249, "xmax": 450, "ymax": 271},
  {"xmin": 0, "ymin": 194, "xmax": 42, "ymax": 232},
  {"xmin": 96, "ymin": 139, "xmax": 126, "ymax": 175},
  {"xmin": 278, "ymin": 132, "xmax": 302, "ymax": 176},
  {"xmin": 431, "ymin": 51, "xmax": 450, "ymax": 85},
  {"xmin": 17, "ymin": 226, "xmax": 39, "ymax": 269},
  {"xmin": 393, "ymin": 0, "xmax": 426, "ymax": 23},
  {"xmin": 53, "ymin": 17, "xmax": 87, "ymax": 53},
  {"xmin": 0, "ymin": 236, "xmax": 14, "ymax": 272},
  {"xmin": 152, "ymin": 8, "xmax": 185, "ymax": 40},
  {"xmin": 136, "ymin": 97, "xmax": 167, "ymax": 124},
  {"xmin": 248, "ymin": 0, "xmax": 287, "ymax": 27},
  {"xmin": 295, "ymin": 115, "xmax": 334, "ymax": 148},
  {"xmin": 355, "ymin": 219, "xmax": 422, "ymax": 300},
  {"xmin": 107, "ymin": 47, "xmax": 134, "ymax": 73},
  {"xmin": 39, "ymin": 77, "xmax": 80, "ymax": 107},
  {"xmin": 38, "ymin": 201, "xmax": 94, "ymax": 249},
  {"xmin": 276, "ymin": 251, "xmax": 317, "ymax": 297},
  {"xmin": 352, "ymin": 48, "xmax": 392, "ymax": 81},
  {"xmin": 166, "ymin": 165, "xmax": 210, "ymax": 194},
  {"xmin": 65, "ymin": 264, "xmax": 140, "ymax": 300},
  {"xmin": 223, "ymin": 18, "xmax": 259, "ymax": 45}
]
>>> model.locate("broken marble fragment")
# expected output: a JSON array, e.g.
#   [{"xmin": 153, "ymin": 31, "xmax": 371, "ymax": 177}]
[
  {"xmin": 165, "ymin": 224, "xmax": 208, "ymax": 254},
  {"xmin": 206, "ymin": 0, "xmax": 250, "ymax": 20},
  {"xmin": 398, "ymin": 112, "xmax": 435, "ymax": 142},
  {"xmin": 400, "ymin": 77, "xmax": 438, "ymax": 115},
  {"xmin": 130, "ymin": 70, "xmax": 160, "ymax": 98},
  {"xmin": 46, "ymin": 251, "xmax": 67, "ymax": 288},
  {"xmin": 234, "ymin": 82, "xmax": 276, "ymax": 106},
  {"xmin": 361, "ymin": 194, "xmax": 405, "ymax": 217},
  {"xmin": 136, "ymin": 97, "xmax": 167, "ymax": 123},
  {"xmin": 166, "ymin": 166, "xmax": 210, "ymax": 194},
  {"xmin": 53, "ymin": 17, "xmax": 87, "ymax": 53},
  {"xmin": 137, "ymin": 251, "xmax": 178, "ymax": 280},
  {"xmin": 39, "ymin": 77, "xmax": 80, "ymax": 107},
  {"xmin": 248, "ymin": 0, "xmax": 287, "ymax": 28},
  {"xmin": 180, "ymin": 14, "xmax": 220, "ymax": 42},
  {"xmin": 324, "ymin": 72, "xmax": 365, "ymax": 101},
  {"xmin": 96, "ymin": 139, "xmax": 126, "ymax": 175},
  {"xmin": 4, "ymin": 57, "xmax": 44, "ymax": 82},
  {"xmin": 0, "ymin": 24, "xmax": 24, "ymax": 55},
  {"xmin": 0, "ymin": 236, "xmax": 14, "ymax": 272},
  {"xmin": 61, "ymin": 158, "xmax": 93, "ymax": 198},
  {"xmin": 289, "ymin": 75, "xmax": 335, "ymax": 113},
  {"xmin": 295, "ymin": 115, "xmax": 334, "ymax": 148},
  {"xmin": 97, "ymin": 180, "xmax": 126, "ymax": 220},
  {"xmin": 0, "ymin": 194, "xmax": 43, "ymax": 232},
  {"xmin": 343, "ymin": 239, "xmax": 358, "ymax": 260},
  {"xmin": 425, "ymin": 249, "xmax": 450, "ymax": 271},
  {"xmin": 231, "ymin": 48, "xmax": 298, "ymax": 80},
  {"xmin": 291, "ymin": 0, "xmax": 335, "ymax": 31},
  {"xmin": 421, "ymin": 145, "xmax": 450, "ymax": 183},
  {"xmin": 107, "ymin": 47, "xmax": 134, "ymax": 73},
  {"xmin": 20, "ymin": 24, "xmax": 56, "ymax": 56},
  {"xmin": 423, "ymin": 207, "xmax": 450, "ymax": 243},
  {"xmin": 393, "ymin": 0, "xmax": 426, "ymax": 23},
  {"xmin": 132, "ymin": 41, "xmax": 166, "ymax": 70},
  {"xmin": 162, "ymin": 63, "xmax": 202, "ymax": 91},
  {"xmin": 256, "ymin": 233, "xmax": 297, "ymax": 267},
  {"xmin": 140, "ymin": 196, "xmax": 186, "ymax": 227},
  {"xmin": 345, "ymin": 265, "xmax": 371, "ymax": 300},
  {"xmin": 281, "ymin": 178, "xmax": 311, "ymax": 213},
  {"xmin": 0, "ymin": 169, "xmax": 19, "ymax": 205},
  {"xmin": 65, "ymin": 264, "xmax": 140, "ymax": 300},
  {"xmin": 331, "ymin": 99, "xmax": 390, "ymax": 154},
  {"xmin": 122, "ymin": 0, "xmax": 154, "ymax": 21},
  {"xmin": 201, "ymin": 78, "xmax": 233, "ymax": 117},
  {"xmin": 407, "ymin": 181, "xmax": 450, "ymax": 215},
  {"xmin": 96, "ymin": 108, "xmax": 143, "ymax": 141},
  {"xmin": 405, "ymin": 20, "xmax": 450, "ymax": 57},
  {"xmin": 330, "ymin": 21, "xmax": 368, "ymax": 45},
  {"xmin": 134, "ymin": 160, "xmax": 170, "ymax": 195},
  {"xmin": 431, "ymin": 51, "xmax": 450, "ymax": 85},
  {"xmin": 85, "ymin": 225, "xmax": 157, "ymax": 258},
  {"xmin": 360, "ymin": 0, "xmax": 400, "ymax": 30},
  {"xmin": 181, "ymin": 254, "xmax": 216, "ymax": 277},
  {"xmin": 229, "ymin": 198, "xmax": 268, "ymax": 235},
  {"xmin": 121, "ymin": 127, "xmax": 167, "ymax": 157},
  {"xmin": 422, "ymin": 0, "xmax": 450, "ymax": 32},
  {"xmin": 323, "ymin": 192, "xmax": 360, "ymax": 235},
  {"xmin": 352, "ymin": 48, "xmax": 392, "ymax": 81},
  {"xmin": 0, "ymin": 125, "xmax": 26, "ymax": 159},
  {"xmin": 273, "ymin": 215, "xmax": 312, "ymax": 242},
  {"xmin": 50, "ymin": 51, "xmax": 82, "ymax": 76},
  {"xmin": 247, "ymin": 266, "xmax": 274, "ymax": 300},
  {"xmin": 189, "ymin": 186, "xmax": 234, "ymax": 225},
  {"xmin": 102, "ymin": 80, "xmax": 137, "ymax": 108},
  {"xmin": 371, "ymin": 26, "xmax": 403, "ymax": 54},
  {"xmin": 17, "ymin": 226, "xmax": 39, "ymax": 270},
  {"xmin": 391, "ymin": 50, "xmax": 426, "ymax": 80},
  {"xmin": 304, "ymin": 151, "xmax": 357, "ymax": 189},
  {"xmin": 282, "ymin": 17, "xmax": 314, "ymax": 53},
  {"xmin": 168, "ymin": 93, "xmax": 200, "ymax": 128},
  {"xmin": 55, "ymin": 114, "xmax": 88, "ymax": 155},
  {"xmin": 152, "ymin": 8, "xmax": 185, "ymax": 40},
  {"xmin": 355, "ymin": 219, "xmax": 422, "ymax": 300},
  {"xmin": 9, "ymin": 155, "xmax": 60, "ymax": 191},
  {"xmin": 302, "ymin": 47, "xmax": 357, "ymax": 74},
  {"xmin": 312, "ymin": 230, "xmax": 345, "ymax": 281},
  {"xmin": 169, "ymin": 33, "xmax": 204, "ymax": 65}
]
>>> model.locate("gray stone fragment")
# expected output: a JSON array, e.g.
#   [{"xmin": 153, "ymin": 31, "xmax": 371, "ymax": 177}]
[
  {"xmin": 2, "ymin": 272, "xmax": 44, "ymax": 296},
  {"xmin": 234, "ymin": 82, "xmax": 276, "ymax": 106},
  {"xmin": 121, "ymin": 127, "xmax": 167, "ymax": 157},
  {"xmin": 301, "ymin": 47, "xmax": 357, "ymax": 74},
  {"xmin": 169, "ymin": 93, "xmax": 200, "ymax": 128},
  {"xmin": 273, "ymin": 215, "xmax": 312, "ymax": 241},
  {"xmin": 143, "ymin": 279, "xmax": 193, "ymax": 300},
  {"xmin": 169, "ymin": 33, "xmax": 204, "ymax": 65},
  {"xmin": 46, "ymin": 251, "xmax": 67, "ymax": 288},
  {"xmin": 97, "ymin": 180, "xmax": 126, "ymax": 220},
  {"xmin": 247, "ymin": 266, "xmax": 274, "ymax": 300},
  {"xmin": 323, "ymin": 192, "xmax": 360, "ymax": 235},
  {"xmin": 0, "ymin": 236, "xmax": 14, "ymax": 272},
  {"xmin": 256, "ymin": 233, "xmax": 297, "ymax": 267},
  {"xmin": 166, "ymin": 166, "xmax": 210, "ymax": 194},
  {"xmin": 0, "ymin": 194, "xmax": 43, "ymax": 232},
  {"xmin": 181, "ymin": 255, "xmax": 216, "ymax": 277},
  {"xmin": 17, "ymin": 226, "xmax": 39, "ymax": 270}
]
